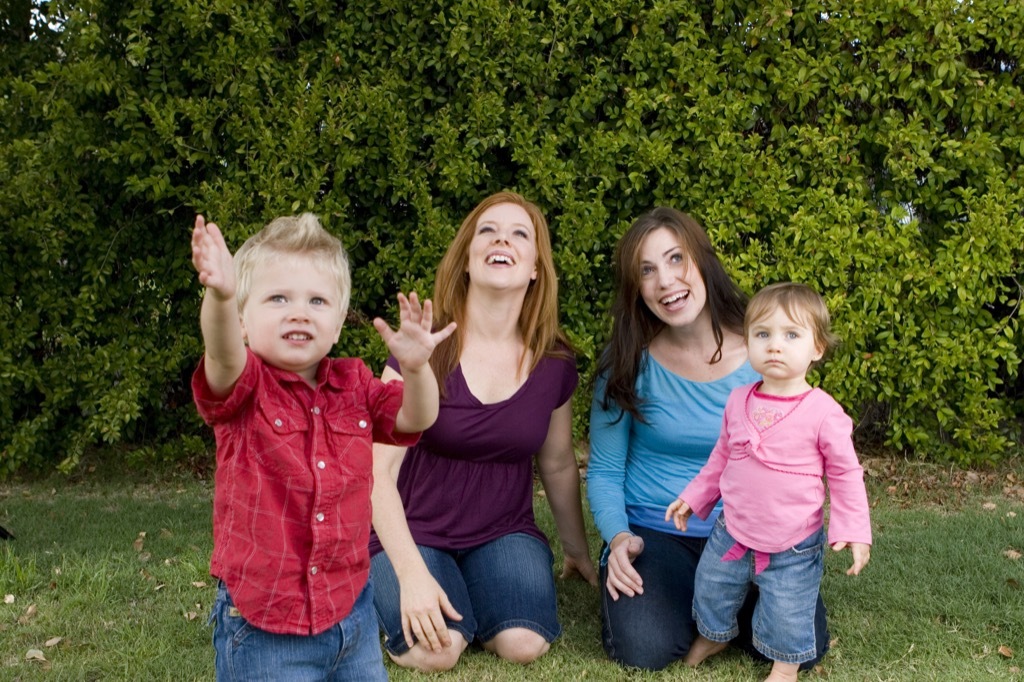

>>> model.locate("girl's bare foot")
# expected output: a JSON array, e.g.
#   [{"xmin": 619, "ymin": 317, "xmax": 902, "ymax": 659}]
[
  {"xmin": 764, "ymin": 661, "xmax": 800, "ymax": 681},
  {"xmin": 683, "ymin": 635, "xmax": 728, "ymax": 666}
]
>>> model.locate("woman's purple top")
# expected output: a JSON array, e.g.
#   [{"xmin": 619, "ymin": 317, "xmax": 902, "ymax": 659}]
[{"xmin": 369, "ymin": 352, "xmax": 578, "ymax": 554}]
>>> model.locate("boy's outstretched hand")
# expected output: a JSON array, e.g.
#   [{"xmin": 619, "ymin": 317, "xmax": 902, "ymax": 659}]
[
  {"xmin": 831, "ymin": 541, "xmax": 871, "ymax": 576},
  {"xmin": 191, "ymin": 215, "xmax": 236, "ymax": 300},
  {"xmin": 664, "ymin": 498, "xmax": 693, "ymax": 532},
  {"xmin": 373, "ymin": 292, "xmax": 456, "ymax": 371}
]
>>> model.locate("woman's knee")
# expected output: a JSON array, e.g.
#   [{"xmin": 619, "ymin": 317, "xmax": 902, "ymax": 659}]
[
  {"xmin": 483, "ymin": 628, "xmax": 551, "ymax": 665},
  {"xmin": 388, "ymin": 633, "xmax": 468, "ymax": 673}
]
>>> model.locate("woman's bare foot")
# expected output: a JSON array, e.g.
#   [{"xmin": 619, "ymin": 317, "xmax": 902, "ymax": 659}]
[
  {"xmin": 764, "ymin": 660, "xmax": 800, "ymax": 681},
  {"xmin": 683, "ymin": 635, "xmax": 728, "ymax": 666}
]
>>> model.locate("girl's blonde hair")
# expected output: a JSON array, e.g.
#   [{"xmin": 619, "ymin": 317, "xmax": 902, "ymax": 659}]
[
  {"xmin": 744, "ymin": 282, "xmax": 838, "ymax": 359},
  {"xmin": 430, "ymin": 191, "xmax": 570, "ymax": 389},
  {"xmin": 233, "ymin": 213, "xmax": 351, "ymax": 319}
]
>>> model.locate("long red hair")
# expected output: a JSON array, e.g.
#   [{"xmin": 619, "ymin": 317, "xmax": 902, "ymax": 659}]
[{"xmin": 430, "ymin": 192, "xmax": 570, "ymax": 391}]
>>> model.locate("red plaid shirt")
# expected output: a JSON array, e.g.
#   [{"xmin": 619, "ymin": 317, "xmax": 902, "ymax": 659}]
[{"xmin": 193, "ymin": 349, "xmax": 419, "ymax": 635}]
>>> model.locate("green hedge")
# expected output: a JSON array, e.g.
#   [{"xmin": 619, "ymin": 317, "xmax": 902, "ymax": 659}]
[{"xmin": 1, "ymin": 0, "xmax": 1021, "ymax": 472}]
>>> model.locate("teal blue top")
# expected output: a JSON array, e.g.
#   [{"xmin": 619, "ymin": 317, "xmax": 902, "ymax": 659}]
[{"xmin": 587, "ymin": 352, "xmax": 760, "ymax": 543}]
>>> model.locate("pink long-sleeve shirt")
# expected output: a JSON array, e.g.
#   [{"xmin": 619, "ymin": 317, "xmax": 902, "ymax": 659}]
[{"xmin": 681, "ymin": 383, "xmax": 872, "ymax": 553}]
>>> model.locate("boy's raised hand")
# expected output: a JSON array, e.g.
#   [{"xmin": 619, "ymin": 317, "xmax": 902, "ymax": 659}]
[
  {"xmin": 832, "ymin": 541, "xmax": 871, "ymax": 576},
  {"xmin": 191, "ymin": 215, "xmax": 246, "ymax": 396},
  {"xmin": 373, "ymin": 292, "xmax": 456, "ymax": 371},
  {"xmin": 664, "ymin": 498, "xmax": 693, "ymax": 532},
  {"xmin": 191, "ymin": 215, "xmax": 236, "ymax": 300}
]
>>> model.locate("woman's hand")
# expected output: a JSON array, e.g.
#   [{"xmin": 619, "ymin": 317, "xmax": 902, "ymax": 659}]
[
  {"xmin": 561, "ymin": 548, "xmax": 599, "ymax": 587},
  {"xmin": 398, "ymin": 569, "xmax": 463, "ymax": 653},
  {"xmin": 604, "ymin": 531, "xmax": 645, "ymax": 600}
]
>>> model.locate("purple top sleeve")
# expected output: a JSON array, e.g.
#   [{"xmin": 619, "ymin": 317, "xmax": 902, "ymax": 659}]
[{"xmin": 369, "ymin": 352, "xmax": 578, "ymax": 553}]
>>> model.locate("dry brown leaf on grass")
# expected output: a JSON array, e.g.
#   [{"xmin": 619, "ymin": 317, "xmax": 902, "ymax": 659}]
[
  {"xmin": 132, "ymin": 531, "xmax": 146, "ymax": 552},
  {"xmin": 44, "ymin": 637, "xmax": 62, "ymax": 647},
  {"xmin": 4, "ymin": 594, "xmax": 13, "ymax": 604},
  {"xmin": 18, "ymin": 603, "xmax": 37, "ymax": 625},
  {"xmin": 1003, "ymin": 548, "xmax": 1022, "ymax": 561},
  {"xmin": 24, "ymin": 648, "xmax": 51, "ymax": 670},
  {"xmin": 982, "ymin": 502, "xmax": 998, "ymax": 511},
  {"xmin": 999, "ymin": 645, "xmax": 1014, "ymax": 658},
  {"xmin": 192, "ymin": 581, "xmax": 208, "ymax": 588}
]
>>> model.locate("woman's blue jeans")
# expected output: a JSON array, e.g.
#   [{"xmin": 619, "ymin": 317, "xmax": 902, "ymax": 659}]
[{"xmin": 371, "ymin": 532, "xmax": 560, "ymax": 655}]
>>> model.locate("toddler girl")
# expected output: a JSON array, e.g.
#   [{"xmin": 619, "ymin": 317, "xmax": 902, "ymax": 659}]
[{"xmin": 666, "ymin": 282, "xmax": 871, "ymax": 682}]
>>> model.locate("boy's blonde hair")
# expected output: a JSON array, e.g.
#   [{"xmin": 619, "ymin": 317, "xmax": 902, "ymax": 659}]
[
  {"xmin": 233, "ymin": 213, "xmax": 351, "ymax": 319},
  {"xmin": 745, "ymin": 282, "xmax": 838, "ymax": 358}
]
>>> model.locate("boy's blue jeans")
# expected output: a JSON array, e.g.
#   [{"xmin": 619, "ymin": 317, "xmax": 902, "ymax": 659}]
[{"xmin": 210, "ymin": 579, "xmax": 387, "ymax": 681}]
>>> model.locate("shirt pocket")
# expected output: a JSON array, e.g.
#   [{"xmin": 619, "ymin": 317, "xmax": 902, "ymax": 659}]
[
  {"xmin": 324, "ymin": 410, "xmax": 374, "ymax": 480},
  {"xmin": 250, "ymin": 399, "xmax": 312, "ymax": 478}
]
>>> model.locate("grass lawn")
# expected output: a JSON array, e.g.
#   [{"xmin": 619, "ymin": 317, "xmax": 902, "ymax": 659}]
[{"xmin": 1, "ymin": 456, "xmax": 1022, "ymax": 681}]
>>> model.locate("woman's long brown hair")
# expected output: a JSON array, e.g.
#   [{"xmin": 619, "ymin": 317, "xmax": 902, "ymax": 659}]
[{"xmin": 596, "ymin": 207, "xmax": 747, "ymax": 421}]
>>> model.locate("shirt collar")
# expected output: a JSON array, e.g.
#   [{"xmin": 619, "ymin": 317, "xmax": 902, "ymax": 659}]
[{"xmin": 258, "ymin": 353, "xmax": 334, "ymax": 390}]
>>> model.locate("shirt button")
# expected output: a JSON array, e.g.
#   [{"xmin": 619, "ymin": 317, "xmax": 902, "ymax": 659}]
[
  {"xmin": 358, "ymin": 419, "xmax": 367, "ymax": 429},
  {"xmin": 274, "ymin": 419, "xmax": 283, "ymax": 427},
  {"xmin": 312, "ymin": 406, "xmax": 321, "ymax": 415},
  {"xmin": 316, "ymin": 513, "xmax": 325, "ymax": 522},
  {"xmin": 317, "ymin": 461, "xmax": 326, "ymax": 469},
  {"xmin": 310, "ymin": 566, "xmax": 318, "ymax": 575}
]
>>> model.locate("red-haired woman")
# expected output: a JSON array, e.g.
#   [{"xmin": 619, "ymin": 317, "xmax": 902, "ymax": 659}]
[{"xmin": 369, "ymin": 192, "xmax": 597, "ymax": 672}]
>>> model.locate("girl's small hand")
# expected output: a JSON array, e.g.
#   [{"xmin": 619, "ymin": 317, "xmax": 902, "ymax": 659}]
[
  {"xmin": 832, "ymin": 541, "xmax": 871, "ymax": 575},
  {"xmin": 373, "ymin": 292, "xmax": 456, "ymax": 370},
  {"xmin": 664, "ymin": 498, "xmax": 693, "ymax": 532}
]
